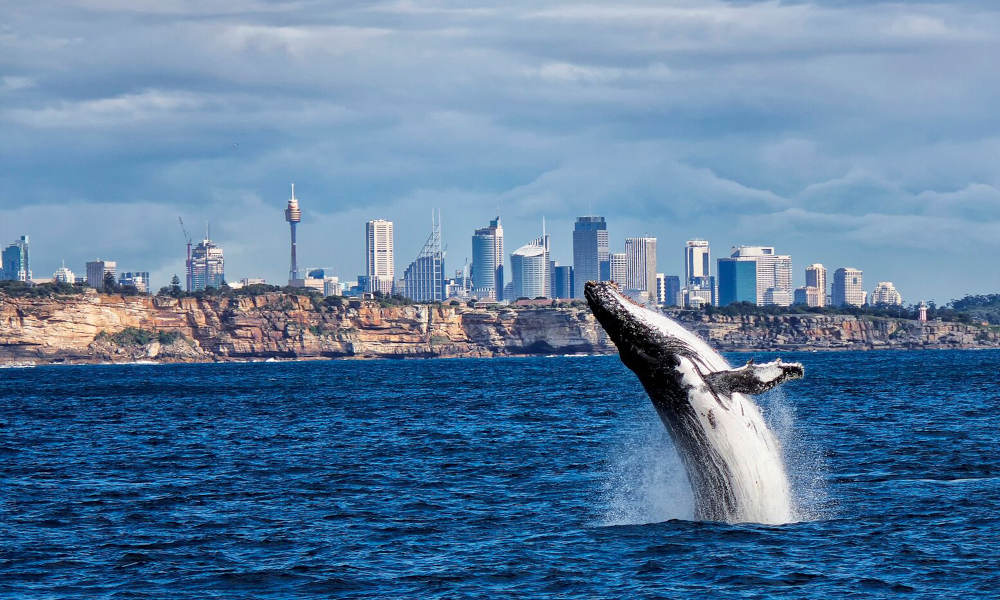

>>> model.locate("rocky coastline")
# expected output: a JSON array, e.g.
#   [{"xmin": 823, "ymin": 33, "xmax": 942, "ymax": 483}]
[{"xmin": 1, "ymin": 290, "xmax": 997, "ymax": 365}]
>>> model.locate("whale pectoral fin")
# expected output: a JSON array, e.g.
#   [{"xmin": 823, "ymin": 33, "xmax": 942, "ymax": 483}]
[{"xmin": 705, "ymin": 359, "xmax": 804, "ymax": 396}]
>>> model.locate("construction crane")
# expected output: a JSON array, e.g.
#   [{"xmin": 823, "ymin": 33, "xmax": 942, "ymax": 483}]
[{"xmin": 178, "ymin": 217, "xmax": 192, "ymax": 292}]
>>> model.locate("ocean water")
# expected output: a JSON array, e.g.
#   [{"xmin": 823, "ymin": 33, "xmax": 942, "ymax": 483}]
[{"xmin": 2, "ymin": 350, "xmax": 999, "ymax": 598}]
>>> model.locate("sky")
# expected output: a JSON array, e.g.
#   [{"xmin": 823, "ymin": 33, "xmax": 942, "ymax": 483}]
[{"xmin": 2, "ymin": 0, "xmax": 999, "ymax": 303}]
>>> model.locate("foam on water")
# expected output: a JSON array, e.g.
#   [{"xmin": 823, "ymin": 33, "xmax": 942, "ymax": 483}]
[
  {"xmin": 758, "ymin": 387, "xmax": 832, "ymax": 522},
  {"xmin": 598, "ymin": 409, "xmax": 694, "ymax": 525}
]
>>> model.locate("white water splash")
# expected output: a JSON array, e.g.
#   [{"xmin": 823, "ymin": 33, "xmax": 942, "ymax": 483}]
[
  {"xmin": 598, "ymin": 409, "xmax": 694, "ymax": 525},
  {"xmin": 759, "ymin": 387, "xmax": 832, "ymax": 522}
]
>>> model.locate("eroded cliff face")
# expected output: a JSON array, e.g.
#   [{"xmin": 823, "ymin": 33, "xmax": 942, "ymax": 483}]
[
  {"xmin": 0, "ymin": 291, "xmax": 612, "ymax": 363},
  {"xmin": 0, "ymin": 291, "xmax": 996, "ymax": 365}
]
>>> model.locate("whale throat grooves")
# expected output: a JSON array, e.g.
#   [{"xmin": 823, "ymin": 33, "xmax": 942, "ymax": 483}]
[{"xmin": 584, "ymin": 281, "xmax": 803, "ymax": 524}]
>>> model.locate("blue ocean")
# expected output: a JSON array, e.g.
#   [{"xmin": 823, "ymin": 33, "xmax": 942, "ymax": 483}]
[{"xmin": 3, "ymin": 351, "xmax": 999, "ymax": 598}]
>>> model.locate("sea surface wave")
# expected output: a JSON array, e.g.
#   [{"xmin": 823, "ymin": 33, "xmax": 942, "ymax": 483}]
[{"xmin": 3, "ymin": 350, "xmax": 1000, "ymax": 598}]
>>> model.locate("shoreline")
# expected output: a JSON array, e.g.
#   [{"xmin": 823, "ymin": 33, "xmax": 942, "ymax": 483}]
[{"xmin": 3, "ymin": 343, "xmax": 998, "ymax": 369}]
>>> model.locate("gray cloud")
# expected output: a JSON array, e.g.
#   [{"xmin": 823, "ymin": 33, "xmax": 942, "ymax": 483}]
[{"xmin": 1, "ymin": 0, "xmax": 999, "ymax": 301}]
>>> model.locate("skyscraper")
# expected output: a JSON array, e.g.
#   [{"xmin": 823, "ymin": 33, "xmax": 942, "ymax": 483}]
[
  {"xmin": 86, "ymin": 259, "xmax": 117, "ymax": 291},
  {"xmin": 624, "ymin": 236, "xmax": 657, "ymax": 300},
  {"xmin": 805, "ymin": 263, "xmax": 827, "ymax": 307},
  {"xmin": 572, "ymin": 216, "xmax": 609, "ymax": 298},
  {"xmin": 285, "ymin": 183, "xmax": 302, "ymax": 285},
  {"xmin": 684, "ymin": 240, "xmax": 710, "ymax": 285},
  {"xmin": 728, "ymin": 246, "xmax": 793, "ymax": 307},
  {"xmin": 52, "ymin": 262, "xmax": 75, "ymax": 284},
  {"xmin": 552, "ymin": 264, "xmax": 573, "ymax": 299},
  {"xmin": 510, "ymin": 230, "xmax": 550, "ymax": 299},
  {"xmin": 189, "ymin": 239, "xmax": 224, "ymax": 290},
  {"xmin": 870, "ymin": 281, "xmax": 903, "ymax": 306},
  {"xmin": 1, "ymin": 235, "xmax": 31, "ymax": 282},
  {"xmin": 832, "ymin": 267, "xmax": 865, "ymax": 307},
  {"xmin": 717, "ymin": 256, "xmax": 758, "ymax": 306},
  {"xmin": 403, "ymin": 212, "xmax": 445, "ymax": 302},
  {"xmin": 609, "ymin": 252, "xmax": 627, "ymax": 285},
  {"xmin": 510, "ymin": 244, "xmax": 548, "ymax": 299},
  {"xmin": 664, "ymin": 275, "xmax": 681, "ymax": 306},
  {"xmin": 365, "ymin": 219, "xmax": 395, "ymax": 295},
  {"xmin": 471, "ymin": 217, "xmax": 504, "ymax": 300}
]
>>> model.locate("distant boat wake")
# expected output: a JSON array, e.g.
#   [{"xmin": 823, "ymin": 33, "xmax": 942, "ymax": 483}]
[{"xmin": 585, "ymin": 281, "xmax": 804, "ymax": 525}]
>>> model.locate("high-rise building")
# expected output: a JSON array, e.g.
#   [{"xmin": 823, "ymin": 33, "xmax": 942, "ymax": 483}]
[
  {"xmin": 403, "ymin": 213, "xmax": 445, "ymax": 302},
  {"xmin": 684, "ymin": 240, "xmax": 710, "ymax": 285},
  {"xmin": 52, "ymin": 262, "xmax": 76, "ymax": 284},
  {"xmin": 471, "ymin": 217, "xmax": 504, "ymax": 300},
  {"xmin": 663, "ymin": 275, "xmax": 681, "ymax": 306},
  {"xmin": 510, "ymin": 244, "xmax": 548, "ymax": 299},
  {"xmin": 609, "ymin": 252, "xmax": 627, "ymax": 285},
  {"xmin": 655, "ymin": 273, "xmax": 666, "ymax": 305},
  {"xmin": 365, "ymin": 219, "xmax": 395, "ymax": 295},
  {"xmin": 727, "ymin": 246, "xmax": 792, "ymax": 307},
  {"xmin": 324, "ymin": 277, "xmax": 343, "ymax": 297},
  {"xmin": 551, "ymin": 264, "xmax": 573, "ymax": 300},
  {"xmin": 119, "ymin": 272, "xmax": 150, "ymax": 293},
  {"xmin": 572, "ymin": 216, "xmax": 609, "ymax": 298},
  {"xmin": 624, "ymin": 236, "xmax": 657, "ymax": 299},
  {"xmin": 86, "ymin": 259, "xmax": 117, "ymax": 291},
  {"xmin": 189, "ymin": 238, "xmax": 225, "ymax": 291},
  {"xmin": 832, "ymin": 267, "xmax": 865, "ymax": 307},
  {"xmin": 285, "ymin": 183, "xmax": 302, "ymax": 285},
  {"xmin": 1, "ymin": 235, "xmax": 31, "ymax": 282},
  {"xmin": 793, "ymin": 286, "xmax": 824, "ymax": 307},
  {"xmin": 870, "ymin": 281, "xmax": 902, "ymax": 306},
  {"xmin": 717, "ymin": 256, "xmax": 758, "ymax": 306},
  {"xmin": 805, "ymin": 263, "xmax": 827, "ymax": 307}
]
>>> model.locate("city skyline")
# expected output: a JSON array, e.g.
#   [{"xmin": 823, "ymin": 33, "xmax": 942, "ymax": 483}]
[{"xmin": 0, "ymin": 208, "xmax": 954, "ymax": 306}]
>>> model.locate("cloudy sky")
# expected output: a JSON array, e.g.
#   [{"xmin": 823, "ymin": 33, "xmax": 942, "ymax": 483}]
[{"xmin": 2, "ymin": 0, "xmax": 999, "ymax": 302}]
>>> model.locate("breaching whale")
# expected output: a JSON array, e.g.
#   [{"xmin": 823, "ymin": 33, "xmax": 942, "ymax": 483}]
[{"xmin": 585, "ymin": 281, "xmax": 804, "ymax": 524}]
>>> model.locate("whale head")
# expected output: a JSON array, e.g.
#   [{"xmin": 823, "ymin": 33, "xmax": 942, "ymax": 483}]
[{"xmin": 584, "ymin": 280, "xmax": 706, "ymax": 379}]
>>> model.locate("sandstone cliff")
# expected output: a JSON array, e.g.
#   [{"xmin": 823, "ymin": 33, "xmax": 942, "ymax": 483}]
[
  {"xmin": 0, "ymin": 291, "xmax": 996, "ymax": 365},
  {"xmin": 0, "ymin": 291, "xmax": 611, "ymax": 364}
]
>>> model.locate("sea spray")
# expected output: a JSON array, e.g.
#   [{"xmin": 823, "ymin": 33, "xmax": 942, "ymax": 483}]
[
  {"xmin": 758, "ymin": 387, "xmax": 833, "ymax": 522},
  {"xmin": 598, "ymin": 405, "xmax": 694, "ymax": 525}
]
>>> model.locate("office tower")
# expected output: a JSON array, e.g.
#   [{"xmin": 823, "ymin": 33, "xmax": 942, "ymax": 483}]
[
  {"xmin": 510, "ymin": 229, "xmax": 550, "ymax": 299},
  {"xmin": 572, "ymin": 216, "xmax": 609, "ymax": 298},
  {"xmin": 510, "ymin": 244, "xmax": 548, "ymax": 299},
  {"xmin": 684, "ymin": 240, "xmax": 710, "ymax": 285},
  {"xmin": 727, "ymin": 246, "xmax": 792, "ymax": 307},
  {"xmin": 793, "ymin": 286, "xmax": 823, "ymax": 307},
  {"xmin": 1, "ymin": 235, "xmax": 31, "ymax": 281},
  {"xmin": 403, "ymin": 212, "xmax": 446, "ymax": 302},
  {"xmin": 664, "ymin": 275, "xmax": 681, "ymax": 306},
  {"xmin": 804, "ymin": 263, "xmax": 827, "ymax": 307},
  {"xmin": 118, "ymin": 272, "xmax": 150, "ymax": 293},
  {"xmin": 189, "ymin": 238, "xmax": 225, "ymax": 291},
  {"xmin": 52, "ymin": 262, "xmax": 76, "ymax": 284},
  {"xmin": 471, "ymin": 216, "xmax": 504, "ymax": 300},
  {"xmin": 285, "ymin": 183, "xmax": 302, "ymax": 284},
  {"xmin": 323, "ymin": 277, "xmax": 343, "ymax": 297},
  {"xmin": 624, "ymin": 236, "xmax": 657, "ymax": 299},
  {"xmin": 609, "ymin": 252, "xmax": 627, "ymax": 285},
  {"xmin": 870, "ymin": 281, "xmax": 902, "ymax": 306},
  {"xmin": 655, "ymin": 273, "xmax": 666, "ymax": 304},
  {"xmin": 717, "ymin": 256, "xmax": 758, "ymax": 306},
  {"xmin": 832, "ymin": 267, "xmax": 865, "ymax": 307},
  {"xmin": 86, "ymin": 259, "xmax": 117, "ymax": 291},
  {"xmin": 365, "ymin": 219, "xmax": 395, "ymax": 295},
  {"xmin": 552, "ymin": 264, "xmax": 573, "ymax": 299}
]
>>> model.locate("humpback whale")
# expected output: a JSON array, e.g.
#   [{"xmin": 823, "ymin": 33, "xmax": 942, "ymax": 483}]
[{"xmin": 585, "ymin": 281, "xmax": 804, "ymax": 524}]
